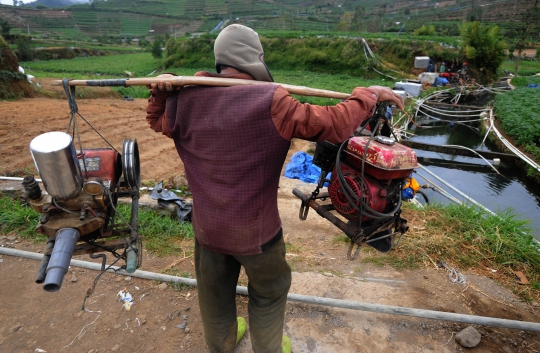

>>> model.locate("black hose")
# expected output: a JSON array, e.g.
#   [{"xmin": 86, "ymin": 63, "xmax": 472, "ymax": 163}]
[
  {"xmin": 417, "ymin": 190, "xmax": 430, "ymax": 204},
  {"xmin": 334, "ymin": 114, "xmax": 402, "ymax": 221}
]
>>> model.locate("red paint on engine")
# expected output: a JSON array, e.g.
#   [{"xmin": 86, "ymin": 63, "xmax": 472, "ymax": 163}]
[
  {"xmin": 77, "ymin": 149, "xmax": 121, "ymax": 186},
  {"xmin": 345, "ymin": 137, "xmax": 418, "ymax": 179},
  {"xmin": 329, "ymin": 164, "xmax": 389, "ymax": 222}
]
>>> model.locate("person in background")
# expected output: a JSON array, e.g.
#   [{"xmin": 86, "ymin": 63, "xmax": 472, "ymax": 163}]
[
  {"xmin": 145, "ymin": 24, "xmax": 405, "ymax": 353},
  {"xmin": 439, "ymin": 62, "xmax": 446, "ymax": 73},
  {"xmin": 427, "ymin": 58, "xmax": 435, "ymax": 72},
  {"xmin": 459, "ymin": 62, "xmax": 469, "ymax": 81}
]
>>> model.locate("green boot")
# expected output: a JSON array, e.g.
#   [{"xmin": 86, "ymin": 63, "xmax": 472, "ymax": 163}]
[
  {"xmin": 282, "ymin": 335, "xmax": 292, "ymax": 353},
  {"xmin": 236, "ymin": 317, "xmax": 246, "ymax": 345}
]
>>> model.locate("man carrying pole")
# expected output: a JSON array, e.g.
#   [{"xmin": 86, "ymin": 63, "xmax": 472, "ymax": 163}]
[{"xmin": 146, "ymin": 24, "xmax": 404, "ymax": 353}]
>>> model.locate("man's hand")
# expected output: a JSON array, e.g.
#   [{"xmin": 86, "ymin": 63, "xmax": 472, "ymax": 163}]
[
  {"xmin": 146, "ymin": 73, "xmax": 178, "ymax": 91},
  {"xmin": 366, "ymin": 86, "xmax": 405, "ymax": 110}
]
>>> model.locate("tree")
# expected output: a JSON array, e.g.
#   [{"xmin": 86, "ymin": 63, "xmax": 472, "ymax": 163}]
[
  {"xmin": 337, "ymin": 12, "xmax": 352, "ymax": 31},
  {"xmin": 506, "ymin": 7, "xmax": 540, "ymax": 75},
  {"xmin": 0, "ymin": 18, "xmax": 11, "ymax": 36},
  {"xmin": 16, "ymin": 36, "xmax": 33, "ymax": 62},
  {"xmin": 459, "ymin": 21, "xmax": 506, "ymax": 83},
  {"xmin": 351, "ymin": 5, "xmax": 365, "ymax": 31},
  {"xmin": 151, "ymin": 37, "xmax": 163, "ymax": 59}
]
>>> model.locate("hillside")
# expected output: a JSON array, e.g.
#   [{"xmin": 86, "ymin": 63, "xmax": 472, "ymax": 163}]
[{"xmin": 0, "ymin": 0, "xmax": 537, "ymax": 40}]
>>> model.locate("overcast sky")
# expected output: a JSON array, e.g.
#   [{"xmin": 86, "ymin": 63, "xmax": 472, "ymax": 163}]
[
  {"xmin": 0, "ymin": 1, "xmax": 30, "ymax": 4},
  {"xmin": 1, "ymin": 1, "xmax": 34, "ymax": 4},
  {"xmin": 0, "ymin": 1, "xmax": 89, "ymax": 5}
]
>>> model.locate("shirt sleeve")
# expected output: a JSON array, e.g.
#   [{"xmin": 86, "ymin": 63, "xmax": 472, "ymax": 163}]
[
  {"xmin": 146, "ymin": 88, "xmax": 176, "ymax": 138},
  {"xmin": 271, "ymin": 86, "xmax": 378, "ymax": 144}
]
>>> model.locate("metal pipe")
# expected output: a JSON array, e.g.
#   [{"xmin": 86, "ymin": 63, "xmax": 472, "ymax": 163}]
[
  {"xmin": 0, "ymin": 176, "xmax": 42, "ymax": 182},
  {"xmin": 417, "ymin": 163, "xmax": 495, "ymax": 216},
  {"xmin": 126, "ymin": 194, "xmax": 139, "ymax": 273},
  {"xmin": 2, "ymin": 247, "xmax": 540, "ymax": 332}
]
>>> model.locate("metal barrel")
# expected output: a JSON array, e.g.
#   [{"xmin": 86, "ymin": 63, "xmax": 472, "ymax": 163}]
[
  {"xmin": 43, "ymin": 228, "xmax": 80, "ymax": 292},
  {"xmin": 29, "ymin": 131, "xmax": 83, "ymax": 199}
]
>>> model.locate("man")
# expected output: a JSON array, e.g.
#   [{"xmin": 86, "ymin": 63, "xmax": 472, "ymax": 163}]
[{"xmin": 146, "ymin": 24, "xmax": 404, "ymax": 353}]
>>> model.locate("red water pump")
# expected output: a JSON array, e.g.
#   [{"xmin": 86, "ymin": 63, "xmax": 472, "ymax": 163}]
[{"xmin": 293, "ymin": 103, "xmax": 418, "ymax": 259}]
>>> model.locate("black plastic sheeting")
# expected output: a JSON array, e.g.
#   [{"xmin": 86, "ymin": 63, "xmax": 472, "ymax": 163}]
[{"xmin": 149, "ymin": 181, "xmax": 192, "ymax": 223}]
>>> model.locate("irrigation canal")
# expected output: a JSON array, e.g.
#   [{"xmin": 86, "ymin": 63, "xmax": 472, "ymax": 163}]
[{"xmin": 405, "ymin": 115, "xmax": 540, "ymax": 239}]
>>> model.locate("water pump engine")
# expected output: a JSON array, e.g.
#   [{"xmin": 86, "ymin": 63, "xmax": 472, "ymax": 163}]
[
  {"xmin": 22, "ymin": 131, "xmax": 141, "ymax": 292},
  {"xmin": 293, "ymin": 104, "xmax": 418, "ymax": 259}
]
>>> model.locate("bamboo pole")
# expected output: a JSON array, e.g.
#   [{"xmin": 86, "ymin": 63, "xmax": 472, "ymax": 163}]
[
  {"xmin": 3, "ymin": 246, "xmax": 540, "ymax": 333},
  {"xmin": 50, "ymin": 76, "xmax": 351, "ymax": 100}
]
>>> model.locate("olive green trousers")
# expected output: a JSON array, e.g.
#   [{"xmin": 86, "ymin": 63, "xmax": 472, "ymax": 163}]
[{"xmin": 194, "ymin": 232, "xmax": 291, "ymax": 353}]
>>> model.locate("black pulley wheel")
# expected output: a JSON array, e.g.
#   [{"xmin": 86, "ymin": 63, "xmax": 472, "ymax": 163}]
[{"xmin": 122, "ymin": 138, "xmax": 140, "ymax": 189}]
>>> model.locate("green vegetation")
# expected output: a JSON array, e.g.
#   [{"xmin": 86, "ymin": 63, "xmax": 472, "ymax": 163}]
[
  {"xmin": 459, "ymin": 21, "xmax": 507, "ymax": 83},
  {"xmin": 151, "ymin": 37, "xmax": 163, "ymax": 59},
  {"xmin": 0, "ymin": 196, "xmax": 193, "ymax": 256},
  {"xmin": 413, "ymin": 24, "xmax": 435, "ymax": 36},
  {"xmin": 500, "ymin": 59, "xmax": 540, "ymax": 77},
  {"xmin": 510, "ymin": 76, "xmax": 540, "ymax": 87},
  {"xmin": 117, "ymin": 204, "xmax": 194, "ymax": 255},
  {"xmin": 505, "ymin": 8, "xmax": 540, "ymax": 75},
  {"xmin": 494, "ymin": 84, "xmax": 540, "ymax": 163},
  {"xmin": 362, "ymin": 203, "xmax": 540, "ymax": 302},
  {"xmin": 21, "ymin": 52, "xmax": 161, "ymax": 76},
  {"xmin": 0, "ymin": 35, "xmax": 32, "ymax": 99},
  {"xmin": 164, "ymin": 35, "xmax": 399, "ymax": 79},
  {"xmin": 0, "ymin": 196, "xmax": 44, "ymax": 239}
]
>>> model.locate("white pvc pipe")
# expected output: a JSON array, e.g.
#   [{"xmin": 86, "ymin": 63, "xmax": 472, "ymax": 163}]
[
  {"xmin": 418, "ymin": 163, "xmax": 495, "ymax": 216},
  {"xmin": 0, "ymin": 176, "xmax": 42, "ymax": 182},
  {"xmin": 2, "ymin": 247, "xmax": 540, "ymax": 332}
]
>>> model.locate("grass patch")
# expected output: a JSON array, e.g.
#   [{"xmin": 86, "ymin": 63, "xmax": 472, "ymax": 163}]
[
  {"xmin": 0, "ymin": 196, "xmax": 43, "ymax": 240},
  {"xmin": 21, "ymin": 53, "xmax": 161, "ymax": 77},
  {"xmin": 362, "ymin": 203, "xmax": 540, "ymax": 302},
  {"xmin": 117, "ymin": 203, "xmax": 194, "ymax": 256},
  {"xmin": 0, "ymin": 197, "xmax": 193, "ymax": 257},
  {"xmin": 332, "ymin": 234, "xmax": 349, "ymax": 244},
  {"xmin": 510, "ymin": 76, "xmax": 540, "ymax": 87},
  {"xmin": 501, "ymin": 60, "xmax": 540, "ymax": 77}
]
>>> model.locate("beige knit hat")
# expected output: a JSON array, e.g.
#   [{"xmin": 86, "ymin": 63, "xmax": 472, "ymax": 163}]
[{"xmin": 214, "ymin": 24, "xmax": 274, "ymax": 82}]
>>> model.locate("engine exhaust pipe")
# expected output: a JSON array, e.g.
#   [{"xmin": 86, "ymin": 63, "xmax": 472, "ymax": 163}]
[
  {"xmin": 35, "ymin": 238, "xmax": 54, "ymax": 284},
  {"xmin": 43, "ymin": 228, "xmax": 80, "ymax": 292}
]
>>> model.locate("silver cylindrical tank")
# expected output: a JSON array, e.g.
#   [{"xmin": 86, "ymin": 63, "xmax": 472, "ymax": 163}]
[{"xmin": 30, "ymin": 131, "xmax": 83, "ymax": 199}]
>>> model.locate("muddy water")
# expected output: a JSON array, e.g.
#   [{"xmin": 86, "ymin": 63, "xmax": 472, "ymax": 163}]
[{"xmin": 407, "ymin": 120, "xmax": 540, "ymax": 239}]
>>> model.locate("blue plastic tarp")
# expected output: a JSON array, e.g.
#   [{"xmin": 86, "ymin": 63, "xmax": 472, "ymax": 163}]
[
  {"xmin": 527, "ymin": 84, "xmax": 540, "ymax": 88},
  {"xmin": 284, "ymin": 151, "xmax": 327, "ymax": 184},
  {"xmin": 433, "ymin": 77, "xmax": 449, "ymax": 86}
]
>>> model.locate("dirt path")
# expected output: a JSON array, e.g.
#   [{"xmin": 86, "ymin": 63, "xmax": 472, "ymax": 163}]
[{"xmin": 1, "ymin": 90, "xmax": 539, "ymax": 353}]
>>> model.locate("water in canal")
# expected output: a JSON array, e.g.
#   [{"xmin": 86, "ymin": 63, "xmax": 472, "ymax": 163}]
[{"xmin": 406, "ymin": 116, "xmax": 540, "ymax": 239}]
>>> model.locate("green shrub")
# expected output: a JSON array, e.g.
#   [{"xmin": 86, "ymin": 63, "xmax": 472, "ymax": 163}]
[{"xmin": 414, "ymin": 24, "xmax": 436, "ymax": 36}]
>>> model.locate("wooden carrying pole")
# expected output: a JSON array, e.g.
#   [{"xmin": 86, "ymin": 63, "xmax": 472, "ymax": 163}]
[{"xmin": 51, "ymin": 76, "xmax": 351, "ymax": 100}]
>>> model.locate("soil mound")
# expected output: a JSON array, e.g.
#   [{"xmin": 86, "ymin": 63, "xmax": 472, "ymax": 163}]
[{"xmin": 0, "ymin": 35, "xmax": 33, "ymax": 100}]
